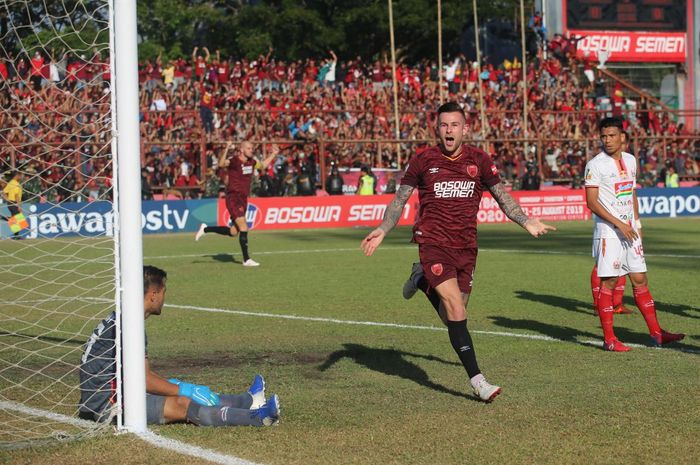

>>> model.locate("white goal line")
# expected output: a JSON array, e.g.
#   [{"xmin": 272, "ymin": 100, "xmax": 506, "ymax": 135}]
[{"xmin": 0, "ymin": 400, "xmax": 262, "ymax": 465}]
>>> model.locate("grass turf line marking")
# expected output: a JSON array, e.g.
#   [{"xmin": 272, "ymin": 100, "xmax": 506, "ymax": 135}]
[
  {"xmin": 166, "ymin": 303, "xmax": 700, "ymax": 354},
  {"xmin": 0, "ymin": 400, "xmax": 95, "ymax": 430},
  {"xmin": 145, "ymin": 246, "xmax": 699, "ymax": 260},
  {"xmin": 139, "ymin": 430, "xmax": 263, "ymax": 465},
  {"xmin": 0, "ymin": 400, "xmax": 263, "ymax": 465},
  {"xmin": 6, "ymin": 246, "xmax": 698, "ymax": 269}
]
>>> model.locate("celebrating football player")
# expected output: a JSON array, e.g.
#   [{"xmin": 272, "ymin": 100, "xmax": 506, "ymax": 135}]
[
  {"xmin": 361, "ymin": 102, "xmax": 555, "ymax": 402},
  {"xmin": 195, "ymin": 142, "xmax": 278, "ymax": 267}
]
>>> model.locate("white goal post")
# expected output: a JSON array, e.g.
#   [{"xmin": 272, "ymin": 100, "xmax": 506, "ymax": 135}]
[
  {"xmin": 113, "ymin": 0, "xmax": 147, "ymax": 434},
  {"xmin": 0, "ymin": 0, "xmax": 145, "ymax": 446}
]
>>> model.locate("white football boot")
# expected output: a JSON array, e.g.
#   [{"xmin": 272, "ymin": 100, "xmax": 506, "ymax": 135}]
[{"xmin": 472, "ymin": 377, "xmax": 502, "ymax": 403}]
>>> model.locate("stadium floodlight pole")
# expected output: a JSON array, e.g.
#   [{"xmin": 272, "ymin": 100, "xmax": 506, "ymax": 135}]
[
  {"xmin": 520, "ymin": 0, "xmax": 529, "ymax": 155},
  {"xmin": 438, "ymin": 0, "xmax": 444, "ymax": 104},
  {"xmin": 541, "ymin": 0, "xmax": 548, "ymax": 59},
  {"xmin": 472, "ymin": 0, "xmax": 487, "ymax": 141},
  {"xmin": 112, "ymin": 0, "xmax": 147, "ymax": 433},
  {"xmin": 388, "ymin": 0, "xmax": 402, "ymax": 167}
]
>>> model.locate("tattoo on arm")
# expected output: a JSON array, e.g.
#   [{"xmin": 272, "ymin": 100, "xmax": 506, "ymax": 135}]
[
  {"xmin": 378, "ymin": 185, "xmax": 414, "ymax": 234},
  {"xmin": 488, "ymin": 183, "xmax": 529, "ymax": 227}
]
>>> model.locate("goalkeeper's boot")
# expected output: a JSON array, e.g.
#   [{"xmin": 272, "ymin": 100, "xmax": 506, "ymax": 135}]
[
  {"xmin": 254, "ymin": 394, "xmax": 280, "ymax": 426},
  {"xmin": 402, "ymin": 262, "xmax": 423, "ymax": 300},
  {"xmin": 195, "ymin": 223, "xmax": 207, "ymax": 241},
  {"xmin": 248, "ymin": 374, "xmax": 266, "ymax": 409},
  {"xmin": 650, "ymin": 329, "xmax": 685, "ymax": 347},
  {"xmin": 471, "ymin": 377, "xmax": 501, "ymax": 403},
  {"xmin": 604, "ymin": 338, "xmax": 631, "ymax": 352}
]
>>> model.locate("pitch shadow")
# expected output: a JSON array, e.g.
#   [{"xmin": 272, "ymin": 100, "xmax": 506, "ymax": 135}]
[
  {"xmin": 318, "ymin": 343, "xmax": 477, "ymax": 401},
  {"xmin": 488, "ymin": 316, "xmax": 698, "ymax": 354},
  {"xmin": 514, "ymin": 290, "xmax": 592, "ymax": 316},
  {"xmin": 515, "ymin": 289, "xmax": 700, "ymax": 321},
  {"xmin": 209, "ymin": 253, "xmax": 240, "ymax": 263},
  {"xmin": 488, "ymin": 316, "xmax": 600, "ymax": 345},
  {"xmin": 651, "ymin": 299, "xmax": 700, "ymax": 320}
]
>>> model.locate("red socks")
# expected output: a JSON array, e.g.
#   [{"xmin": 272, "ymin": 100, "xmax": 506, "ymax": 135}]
[
  {"xmin": 597, "ymin": 287, "xmax": 616, "ymax": 342},
  {"xmin": 633, "ymin": 286, "xmax": 662, "ymax": 335},
  {"xmin": 613, "ymin": 275, "xmax": 626, "ymax": 308},
  {"xmin": 591, "ymin": 266, "xmax": 601, "ymax": 308},
  {"xmin": 591, "ymin": 265, "xmax": 626, "ymax": 309}
]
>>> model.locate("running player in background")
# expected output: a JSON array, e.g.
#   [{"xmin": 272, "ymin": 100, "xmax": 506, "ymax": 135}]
[
  {"xmin": 584, "ymin": 117, "xmax": 684, "ymax": 351},
  {"xmin": 79, "ymin": 265, "xmax": 281, "ymax": 426},
  {"xmin": 361, "ymin": 102, "xmax": 555, "ymax": 402},
  {"xmin": 195, "ymin": 142, "xmax": 278, "ymax": 266}
]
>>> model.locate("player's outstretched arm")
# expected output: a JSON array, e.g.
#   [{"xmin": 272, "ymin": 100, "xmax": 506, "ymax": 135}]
[
  {"xmin": 361, "ymin": 184, "xmax": 414, "ymax": 256},
  {"xmin": 488, "ymin": 183, "xmax": 556, "ymax": 238},
  {"xmin": 260, "ymin": 143, "xmax": 280, "ymax": 169},
  {"xmin": 218, "ymin": 142, "xmax": 233, "ymax": 168}
]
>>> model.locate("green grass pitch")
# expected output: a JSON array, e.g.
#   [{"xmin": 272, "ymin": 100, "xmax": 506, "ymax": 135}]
[{"xmin": 3, "ymin": 218, "xmax": 699, "ymax": 465}]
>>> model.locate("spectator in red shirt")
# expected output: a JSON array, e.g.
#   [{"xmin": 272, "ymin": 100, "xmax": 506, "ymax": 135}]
[
  {"xmin": 199, "ymin": 82, "xmax": 215, "ymax": 135},
  {"xmin": 192, "ymin": 46, "xmax": 210, "ymax": 82},
  {"xmin": 0, "ymin": 59, "xmax": 8, "ymax": 81},
  {"xmin": 29, "ymin": 51, "xmax": 46, "ymax": 91}
]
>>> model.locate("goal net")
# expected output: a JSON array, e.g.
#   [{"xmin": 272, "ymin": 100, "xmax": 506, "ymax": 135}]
[{"xmin": 0, "ymin": 0, "xmax": 129, "ymax": 448}]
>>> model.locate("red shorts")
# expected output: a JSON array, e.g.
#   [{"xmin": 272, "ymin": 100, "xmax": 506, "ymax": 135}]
[
  {"xmin": 225, "ymin": 192, "xmax": 247, "ymax": 220},
  {"xmin": 418, "ymin": 244, "xmax": 478, "ymax": 293}
]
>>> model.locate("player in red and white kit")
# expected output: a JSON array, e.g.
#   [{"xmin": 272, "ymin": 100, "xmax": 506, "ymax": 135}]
[
  {"xmin": 361, "ymin": 102, "xmax": 555, "ymax": 402},
  {"xmin": 584, "ymin": 117, "xmax": 684, "ymax": 351},
  {"xmin": 195, "ymin": 142, "xmax": 278, "ymax": 267}
]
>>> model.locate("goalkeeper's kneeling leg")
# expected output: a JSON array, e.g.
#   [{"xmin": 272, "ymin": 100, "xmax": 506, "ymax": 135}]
[{"xmin": 185, "ymin": 400, "xmax": 271, "ymax": 427}]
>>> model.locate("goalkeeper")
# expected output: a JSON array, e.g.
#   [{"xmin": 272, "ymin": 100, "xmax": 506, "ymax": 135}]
[{"xmin": 78, "ymin": 265, "xmax": 280, "ymax": 426}]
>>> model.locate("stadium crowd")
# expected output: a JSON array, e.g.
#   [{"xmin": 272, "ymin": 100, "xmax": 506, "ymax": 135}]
[{"xmin": 1, "ymin": 35, "xmax": 699, "ymax": 201}]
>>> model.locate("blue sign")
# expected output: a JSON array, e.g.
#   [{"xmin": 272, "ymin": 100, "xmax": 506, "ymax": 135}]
[
  {"xmin": 1, "ymin": 199, "xmax": 220, "ymax": 239},
  {"xmin": 637, "ymin": 187, "xmax": 700, "ymax": 218}
]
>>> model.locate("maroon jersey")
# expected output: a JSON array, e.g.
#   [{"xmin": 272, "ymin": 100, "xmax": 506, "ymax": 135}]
[
  {"xmin": 401, "ymin": 144, "xmax": 501, "ymax": 248},
  {"xmin": 227, "ymin": 156, "xmax": 257, "ymax": 194}
]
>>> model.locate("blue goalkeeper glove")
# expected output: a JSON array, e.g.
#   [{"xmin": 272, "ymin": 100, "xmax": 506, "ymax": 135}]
[{"xmin": 168, "ymin": 378, "xmax": 220, "ymax": 406}]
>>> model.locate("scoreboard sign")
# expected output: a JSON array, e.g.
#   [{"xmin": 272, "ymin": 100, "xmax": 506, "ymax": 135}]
[
  {"xmin": 564, "ymin": 0, "xmax": 689, "ymax": 62},
  {"xmin": 566, "ymin": 0, "xmax": 686, "ymax": 32}
]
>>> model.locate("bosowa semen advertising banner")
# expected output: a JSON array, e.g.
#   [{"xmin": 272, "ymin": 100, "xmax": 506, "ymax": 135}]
[
  {"xmin": 5, "ymin": 188, "xmax": 697, "ymax": 238},
  {"xmin": 572, "ymin": 31, "xmax": 686, "ymax": 63},
  {"xmin": 218, "ymin": 189, "xmax": 592, "ymax": 231}
]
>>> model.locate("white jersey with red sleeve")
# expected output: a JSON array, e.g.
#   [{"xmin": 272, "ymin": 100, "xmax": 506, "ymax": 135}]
[{"xmin": 584, "ymin": 151, "xmax": 637, "ymax": 239}]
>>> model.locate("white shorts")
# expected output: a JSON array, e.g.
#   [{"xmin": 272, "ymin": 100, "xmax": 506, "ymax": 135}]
[{"xmin": 592, "ymin": 236, "xmax": 647, "ymax": 277}]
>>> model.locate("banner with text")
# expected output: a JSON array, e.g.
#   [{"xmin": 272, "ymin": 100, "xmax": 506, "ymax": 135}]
[
  {"xmin": 4, "ymin": 187, "xmax": 697, "ymax": 238},
  {"xmin": 571, "ymin": 31, "xmax": 686, "ymax": 63},
  {"xmin": 13, "ymin": 199, "xmax": 215, "ymax": 239},
  {"xmin": 218, "ymin": 189, "xmax": 592, "ymax": 231}
]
